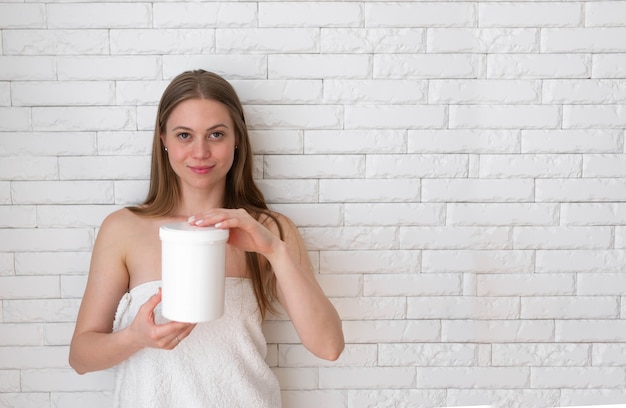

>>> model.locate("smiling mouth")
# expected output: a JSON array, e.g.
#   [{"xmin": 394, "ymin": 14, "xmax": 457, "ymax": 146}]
[{"xmin": 188, "ymin": 166, "xmax": 212, "ymax": 174}]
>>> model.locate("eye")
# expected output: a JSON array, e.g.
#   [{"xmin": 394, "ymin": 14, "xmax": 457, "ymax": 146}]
[
  {"xmin": 177, "ymin": 132, "xmax": 191, "ymax": 140},
  {"xmin": 208, "ymin": 131, "xmax": 224, "ymax": 139}
]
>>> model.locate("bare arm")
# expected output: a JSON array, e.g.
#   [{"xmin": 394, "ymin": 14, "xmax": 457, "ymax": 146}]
[
  {"xmin": 69, "ymin": 211, "xmax": 194, "ymax": 374},
  {"xmin": 190, "ymin": 209, "xmax": 345, "ymax": 361}
]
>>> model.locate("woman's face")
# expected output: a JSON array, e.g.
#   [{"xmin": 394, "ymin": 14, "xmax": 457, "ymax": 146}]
[{"xmin": 161, "ymin": 98, "xmax": 237, "ymax": 194}]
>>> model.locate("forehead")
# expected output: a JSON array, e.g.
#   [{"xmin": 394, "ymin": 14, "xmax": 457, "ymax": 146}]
[{"xmin": 166, "ymin": 98, "xmax": 233, "ymax": 129}]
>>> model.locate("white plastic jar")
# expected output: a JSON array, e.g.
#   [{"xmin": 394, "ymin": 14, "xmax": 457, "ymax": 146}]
[{"xmin": 159, "ymin": 222, "xmax": 229, "ymax": 323}]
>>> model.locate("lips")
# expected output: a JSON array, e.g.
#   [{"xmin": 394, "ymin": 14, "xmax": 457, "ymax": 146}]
[{"xmin": 188, "ymin": 165, "xmax": 213, "ymax": 175}]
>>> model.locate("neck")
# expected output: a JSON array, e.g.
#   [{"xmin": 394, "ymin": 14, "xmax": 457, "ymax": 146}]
[{"xmin": 175, "ymin": 185, "xmax": 225, "ymax": 217}]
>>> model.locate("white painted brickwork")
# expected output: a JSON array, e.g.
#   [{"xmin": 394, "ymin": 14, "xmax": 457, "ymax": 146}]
[{"xmin": 1, "ymin": 0, "xmax": 625, "ymax": 407}]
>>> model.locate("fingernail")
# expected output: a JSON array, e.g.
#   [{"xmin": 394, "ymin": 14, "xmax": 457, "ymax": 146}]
[
  {"xmin": 194, "ymin": 219, "xmax": 204, "ymax": 226},
  {"xmin": 188, "ymin": 216, "xmax": 196, "ymax": 223},
  {"xmin": 214, "ymin": 222, "xmax": 223, "ymax": 228}
]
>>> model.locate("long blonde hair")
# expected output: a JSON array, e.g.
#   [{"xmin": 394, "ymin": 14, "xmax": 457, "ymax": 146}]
[{"xmin": 128, "ymin": 70, "xmax": 281, "ymax": 318}]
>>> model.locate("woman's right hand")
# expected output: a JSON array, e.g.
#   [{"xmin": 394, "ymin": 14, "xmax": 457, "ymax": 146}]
[{"xmin": 129, "ymin": 288, "xmax": 196, "ymax": 350}]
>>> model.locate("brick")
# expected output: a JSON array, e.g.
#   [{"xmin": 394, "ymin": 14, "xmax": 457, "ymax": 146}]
[
  {"xmin": 564, "ymin": 104, "xmax": 626, "ymax": 128},
  {"xmin": 423, "ymin": 250, "xmax": 534, "ymax": 274},
  {"xmin": 14, "ymin": 252, "xmax": 88, "ymax": 276},
  {"xmin": 264, "ymin": 155, "xmax": 363, "ymax": 179},
  {"xmin": 409, "ymin": 130, "xmax": 520, "ymax": 153},
  {"xmin": 586, "ymin": 1, "xmax": 626, "ymax": 26},
  {"xmin": 113, "ymin": 180, "xmax": 150, "ymax": 205},
  {"xmin": 379, "ymin": 343, "xmax": 477, "ymax": 367},
  {"xmin": 543, "ymin": 79, "xmax": 626, "ymax": 104},
  {"xmin": 366, "ymin": 154, "xmax": 467, "ymax": 178},
  {"xmin": 365, "ymin": 3, "xmax": 476, "ymax": 27},
  {"xmin": 556, "ymin": 320, "xmax": 626, "ymax": 342},
  {"xmin": 400, "ymin": 226, "xmax": 511, "ymax": 250},
  {"xmin": 408, "ymin": 296, "xmax": 519, "ymax": 319},
  {"xmin": 97, "ymin": 131, "xmax": 152, "ymax": 156},
  {"xmin": 43, "ymin": 323, "xmax": 75, "ymax": 346},
  {"xmin": 305, "ymin": 130, "xmax": 405, "ymax": 154},
  {"xmin": 560, "ymin": 389, "xmax": 626, "ymax": 405},
  {"xmin": 269, "ymin": 203, "xmax": 342, "ymax": 227},
  {"xmin": 37, "ymin": 205, "xmax": 119, "ymax": 228},
  {"xmin": 61, "ymin": 275, "xmax": 87, "ymax": 299},
  {"xmin": 269, "ymin": 54, "xmax": 371, "ymax": 79},
  {"xmin": 422, "ymin": 179, "xmax": 534, "ymax": 202},
  {"xmin": 521, "ymin": 129, "xmax": 623, "ymax": 153},
  {"xmin": 374, "ymin": 54, "xmax": 479, "ymax": 79},
  {"xmin": 348, "ymin": 389, "xmax": 446, "ymax": 408},
  {"xmin": 0, "ymin": 393, "xmax": 50, "ymax": 407},
  {"xmin": 251, "ymin": 130, "xmax": 303, "ymax": 154},
  {"xmin": 320, "ymin": 179, "xmax": 420, "ymax": 203},
  {"xmin": 584, "ymin": 154, "xmax": 626, "ymax": 177},
  {"xmin": 3, "ymin": 29, "xmax": 109, "ymax": 55},
  {"xmin": 345, "ymin": 105, "xmax": 446, "ymax": 129},
  {"xmin": 320, "ymin": 367, "xmax": 415, "ymax": 389},
  {"xmin": 492, "ymin": 343, "xmax": 590, "ymax": 366},
  {"xmin": 487, "ymin": 54, "xmax": 590, "ymax": 78},
  {"xmin": 537, "ymin": 250, "xmax": 626, "ymax": 273},
  {"xmin": 233, "ymin": 80, "xmax": 322, "ymax": 104},
  {"xmin": 331, "ymin": 297, "xmax": 406, "ymax": 320},
  {"xmin": 111, "ymin": 29, "xmax": 214, "ymax": 55},
  {"xmin": 0, "ymin": 228, "xmax": 93, "ymax": 252},
  {"xmin": 0, "ymin": 276, "xmax": 60, "ymax": 299},
  {"xmin": 301, "ymin": 226, "xmax": 398, "ymax": 251},
  {"xmin": 477, "ymin": 273, "xmax": 575, "ymax": 296},
  {"xmin": 522, "ymin": 296, "xmax": 619, "ymax": 319},
  {"xmin": 0, "ymin": 324, "xmax": 43, "ymax": 346},
  {"xmin": 272, "ymin": 367, "xmax": 317, "ymax": 390},
  {"xmin": 0, "ymin": 253, "xmax": 13, "ymax": 276},
  {"xmin": 443, "ymin": 320, "xmax": 554, "ymax": 342},
  {"xmin": 427, "ymin": 28, "xmax": 538, "ymax": 53},
  {"xmin": 47, "ymin": 3, "xmax": 151, "ymax": 29},
  {"xmin": 11, "ymin": 181, "xmax": 114, "ymax": 205},
  {"xmin": 0, "ymin": 4, "xmax": 45, "ymax": 29},
  {"xmin": 593, "ymin": 343, "xmax": 626, "ymax": 366},
  {"xmin": 593, "ymin": 54, "xmax": 626, "ymax": 78},
  {"xmin": 59, "ymin": 156, "xmax": 150, "ymax": 180},
  {"xmin": 153, "ymin": 2, "xmax": 256, "ymax": 28},
  {"xmin": 21, "ymin": 368, "xmax": 114, "ymax": 392},
  {"xmin": 325, "ymin": 79, "xmax": 427, "ymax": 104},
  {"xmin": 256, "ymin": 179, "xmax": 318, "ymax": 204},
  {"xmin": 0, "ymin": 83, "xmax": 8, "ymax": 106},
  {"xmin": 246, "ymin": 105, "xmax": 342, "ymax": 130},
  {"xmin": 479, "ymin": 3, "xmax": 582, "ymax": 27},
  {"xmin": 322, "ymin": 28, "xmax": 424, "ymax": 53},
  {"xmin": 0, "ymin": 182, "xmax": 9, "ymax": 205},
  {"xmin": 513, "ymin": 226, "xmax": 613, "ymax": 249},
  {"xmin": 57, "ymin": 56, "xmax": 160, "ymax": 81},
  {"xmin": 480, "ymin": 154, "xmax": 581, "ymax": 178},
  {"xmin": 13, "ymin": 81, "xmax": 115, "ymax": 106},
  {"xmin": 0, "ymin": 56, "xmax": 56, "ymax": 80},
  {"xmin": 542, "ymin": 28, "xmax": 626, "ymax": 52},
  {"xmin": 532, "ymin": 367, "xmax": 626, "ymax": 388},
  {"xmin": 364, "ymin": 274, "xmax": 461, "ymax": 297},
  {"xmin": 281, "ymin": 390, "xmax": 346, "ymax": 408},
  {"xmin": 163, "ymin": 55, "xmax": 267, "ymax": 80},
  {"xmin": 0, "ymin": 107, "xmax": 30, "ymax": 131},
  {"xmin": 417, "ymin": 367, "xmax": 529, "ymax": 388},
  {"xmin": 260, "ymin": 2, "xmax": 362, "ymax": 27},
  {"xmin": 0, "ymin": 132, "xmax": 96, "ymax": 156},
  {"xmin": 430, "ymin": 79, "xmax": 539, "ymax": 104},
  {"xmin": 536, "ymin": 179, "xmax": 626, "ymax": 202},
  {"xmin": 51, "ymin": 392, "xmax": 112, "ymax": 408},
  {"xmin": 3, "ymin": 299, "xmax": 80, "ymax": 323},
  {"xmin": 448, "ymin": 203, "xmax": 558, "ymax": 226},
  {"xmin": 345, "ymin": 203, "xmax": 444, "ymax": 227},
  {"xmin": 33, "ymin": 106, "xmax": 135, "ymax": 132},
  {"xmin": 0, "ymin": 370, "xmax": 19, "ymax": 392},
  {"xmin": 0, "ymin": 157, "xmax": 57, "ymax": 181},
  {"xmin": 320, "ymin": 250, "xmax": 421, "ymax": 274},
  {"xmin": 578, "ymin": 273, "xmax": 626, "ymax": 295},
  {"xmin": 217, "ymin": 29, "xmax": 318, "ymax": 54},
  {"xmin": 447, "ymin": 389, "xmax": 560, "ymax": 407},
  {"xmin": 450, "ymin": 105, "xmax": 560, "ymax": 129},
  {"xmin": 0, "ymin": 346, "xmax": 68, "ymax": 369},
  {"xmin": 0, "ymin": 206, "xmax": 36, "ymax": 228}
]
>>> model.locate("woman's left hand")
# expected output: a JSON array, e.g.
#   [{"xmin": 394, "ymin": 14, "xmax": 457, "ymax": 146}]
[{"xmin": 188, "ymin": 208, "xmax": 281, "ymax": 258}]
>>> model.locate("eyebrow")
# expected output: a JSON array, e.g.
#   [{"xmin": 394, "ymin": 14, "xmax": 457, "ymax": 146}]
[{"xmin": 171, "ymin": 124, "xmax": 229, "ymax": 132}]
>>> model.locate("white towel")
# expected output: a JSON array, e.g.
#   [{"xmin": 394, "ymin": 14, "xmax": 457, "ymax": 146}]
[{"xmin": 112, "ymin": 278, "xmax": 281, "ymax": 408}]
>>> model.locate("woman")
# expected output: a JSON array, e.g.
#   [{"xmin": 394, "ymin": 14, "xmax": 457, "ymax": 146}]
[{"xmin": 69, "ymin": 70, "xmax": 344, "ymax": 407}]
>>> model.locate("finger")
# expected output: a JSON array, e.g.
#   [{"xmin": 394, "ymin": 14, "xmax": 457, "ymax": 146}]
[{"xmin": 138, "ymin": 288, "xmax": 162, "ymax": 319}]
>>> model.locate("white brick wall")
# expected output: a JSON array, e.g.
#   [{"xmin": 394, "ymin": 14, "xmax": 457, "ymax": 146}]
[{"xmin": 1, "ymin": 0, "xmax": 625, "ymax": 407}]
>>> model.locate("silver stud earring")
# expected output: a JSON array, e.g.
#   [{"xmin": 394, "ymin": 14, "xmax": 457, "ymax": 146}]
[
  {"xmin": 164, "ymin": 147, "xmax": 168, "ymax": 152},
  {"xmin": 234, "ymin": 145, "xmax": 238, "ymax": 150}
]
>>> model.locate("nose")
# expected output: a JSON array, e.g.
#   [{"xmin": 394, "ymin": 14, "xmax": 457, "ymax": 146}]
[{"xmin": 191, "ymin": 138, "xmax": 210, "ymax": 159}]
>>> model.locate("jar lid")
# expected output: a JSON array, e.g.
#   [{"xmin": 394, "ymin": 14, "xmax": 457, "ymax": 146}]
[{"xmin": 159, "ymin": 222, "xmax": 229, "ymax": 243}]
